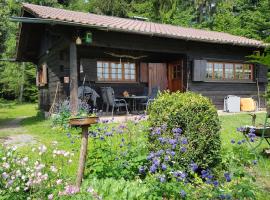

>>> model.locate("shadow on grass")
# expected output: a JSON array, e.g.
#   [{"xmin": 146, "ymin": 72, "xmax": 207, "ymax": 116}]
[{"xmin": 21, "ymin": 111, "xmax": 47, "ymax": 126}]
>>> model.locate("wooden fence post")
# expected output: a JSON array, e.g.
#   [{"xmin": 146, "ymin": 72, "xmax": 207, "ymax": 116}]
[{"xmin": 70, "ymin": 41, "xmax": 78, "ymax": 115}]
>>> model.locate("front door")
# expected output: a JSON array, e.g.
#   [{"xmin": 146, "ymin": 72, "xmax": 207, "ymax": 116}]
[
  {"xmin": 168, "ymin": 60, "xmax": 185, "ymax": 92},
  {"xmin": 148, "ymin": 63, "xmax": 168, "ymax": 94}
]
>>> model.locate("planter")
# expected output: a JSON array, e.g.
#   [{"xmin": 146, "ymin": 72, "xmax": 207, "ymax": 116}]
[{"xmin": 69, "ymin": 116, "xmax": 99, "ymax": 127}]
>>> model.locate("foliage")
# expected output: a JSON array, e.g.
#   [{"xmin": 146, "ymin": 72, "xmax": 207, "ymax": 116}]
[
  {"xmin": 86, "ymin": 117, "xmax": 148, "ymax": 180},
  {"xmin": 147, "ymin": 91, "xmax": 221, "ymax": 170},
  {"xmin": 0, "ymin": 143, "xmax": 75, "ymax": 199}
]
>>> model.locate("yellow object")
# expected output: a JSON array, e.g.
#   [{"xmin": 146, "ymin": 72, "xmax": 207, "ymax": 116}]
[{"xmin": 240, "ymin": 98, "xmax": 256, "ymax": 112}]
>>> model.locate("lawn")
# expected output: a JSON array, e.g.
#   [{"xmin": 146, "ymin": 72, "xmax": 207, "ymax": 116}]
[{"xmin": 0, "ymin": 101, "xmax": 270, "ymax": 199}]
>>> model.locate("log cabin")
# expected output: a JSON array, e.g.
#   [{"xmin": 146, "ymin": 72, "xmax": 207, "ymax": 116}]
[{"xmin": 14, "ymin": 3, "xmax": 268, "ymax": 113}]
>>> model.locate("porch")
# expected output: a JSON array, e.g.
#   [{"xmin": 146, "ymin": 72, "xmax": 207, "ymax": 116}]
[{"xmin": 66, "ymin": 45, "xmax": 187, "ymax": 115}]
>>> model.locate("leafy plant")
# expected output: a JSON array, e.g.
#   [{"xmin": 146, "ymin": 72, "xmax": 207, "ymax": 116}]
[{"xmin": 147, "ymin": 91, "xmax": 221, "ymax": 170}]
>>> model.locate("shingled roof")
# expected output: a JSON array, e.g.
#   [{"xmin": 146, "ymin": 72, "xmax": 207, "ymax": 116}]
[{"xmin": 22, "ymin": 3, "xmax": 264, "ymax": 48}]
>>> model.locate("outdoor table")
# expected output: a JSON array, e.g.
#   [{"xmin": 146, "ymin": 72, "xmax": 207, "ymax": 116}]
[{"xmin": 122, "ymin": 95, "xmax": 148, "ymax": 113}]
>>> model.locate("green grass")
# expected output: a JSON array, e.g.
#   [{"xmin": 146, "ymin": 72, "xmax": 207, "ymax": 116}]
[{"xmin": 0, "ymin": 102, "xmax": 269, "ymax": 197}]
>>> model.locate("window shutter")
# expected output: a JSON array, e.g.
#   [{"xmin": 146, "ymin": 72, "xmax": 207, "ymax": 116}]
[
  {"xmin": 80, "ymin": 59, "xmax": 97, "ymax": 82},
  {"xmin": 193, "ymin": 60, "xmax": 207, "ymax": 81},
  {"xmin": 257, "ymin": 64, "xmax": 268, "ymax": 83}
]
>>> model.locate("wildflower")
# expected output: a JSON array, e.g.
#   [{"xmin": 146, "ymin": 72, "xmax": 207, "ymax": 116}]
[
  {"xmin": 52, "ymin": 141, "xmax": 58, "ymax": 146},
  {"xmin": 56, "ymin": 179, "xmax": 62, "ymax": 185},
  {"xmin": 230, "ymin": 139, "xmax": 235, "ymax": 144},
  {"xmin": 156, "ymin": 150, "xmax": 164, "ymax": 157},
  {"xmin": 138, "ymin": 166, "xmax": 146, "ymax": 174},
  {"xmin": 87, "ymin": 187, "xmax": 94, "ymax": 193},
  {"xmin": 161, "ymin": 163, "xmax": 167, "ymax": 171},
  {"xmin": 66, "ymin": 133, "xmax": 71, "ymax": 138},
  {"xmin": 170, "ymin": 151, "xmax": 176, "ymax": 157},
  {"xmin": 38, "ymin": 145, "xmax": 47, "ymax": 154},
  {"xmin": 68, "ymin": 159, "xmax": 72, "ymax": 164},
  {"xmin": 15, "ymin": 186, "xmax": 20, "ymax": 192},
  {"xmin": 190, "ymin": 163, "xmax": 198, "ymax": 172},
  {"xmin": 164, "ymin": 156, "xmax": 170, "ymax": 161},
  {"xmin": 153, "ymin": 158, "xmax": 160, "ymax": 166},
  {"xmin": 224, "ymin": 172, "xmax": 231, "ymax": 182},
  {"xmin": 237, "ymin": 141, "xmax": 242, "ymax": 145},
  {"xmin": 159, "ymin": 175, "xmax": 166, "ymax": 183},
  {"xmin": 180, "ymin": 190, "xmax": 186, "ymax": 198},
  {"xmin": 201, "ymin": 170, "xmax": 210, "ymax": 179},
  {"xmin": 172, "ymin": 128, "xmax": 182, "ymax": 134},
  {"xmin": 252, "ymin": 160, "xmax": 258, "ymax": 165},
  {"xmin": 147, "ymin": 152, "xmax": 155, "ymax": 160},
  {"xmin": 50, "ymin": 165, "xmax": 57, "ymax": 173},
  {"xmin": 11, "ymin": 146, "xmax": 17, "ymax": 151},
  {"xmin": 105, "ymin": 132, "xmax": 112, "ymax": 137},
  {"xmin": 180, "ymin": 147, "xmax": 187, "ymax": 153},
  {"xmin": 169, "ymin": 139, "xmax": 177, "ymax": 145},
  {"xmin": 48, "ymin": 194, "xmax": 53, "ymax": 200},
  {"xmin": 150, "ymin": 165, "xmax": 157, "ymax": 173},
  {"xmin": 158, "ymin": 137, "xmax": 166, "ymax": 144},
  {"xmin": 2, "ymin": 157, "xmax": 6, "ymax": 161},
  {"xmin": 181, "ymin": 138, "xmax": 188, "ymax": 145},
  {"xmin": 2, "ymin": 162, "xmax": 10, "ymax": 169},
  {"xmin": 213, "ymin": 180, "xmax": 219, "ymax": 187},
  {"xmin": 241, "ymin": 139, "xmax": 246, "ymax": 143},
  {"xmin": 2, "ymin": 172, "xmax": 9, "ymax": 180}
]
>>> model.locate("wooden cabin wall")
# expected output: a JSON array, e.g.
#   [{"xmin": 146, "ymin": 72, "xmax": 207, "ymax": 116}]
[{"xmin": 37, "ymin": 31, "xmax": 70, "ymax": 111}]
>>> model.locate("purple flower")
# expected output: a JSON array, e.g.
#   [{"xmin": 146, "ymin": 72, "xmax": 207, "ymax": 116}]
[
  {"xmin": 158, "ymin": 137, "xmax": 166, "ymax": 144},
  {"xmin": 224, "ymin": 172, "xmax": 231, "ymax": 182},
  {"xmin": 252, "ymin": 160, "xmax": 258, "ymax": 165},
  {"xmin": 237, "ymin": 141, "xmax": 242, "ymax": 145},
  {"xmin": 169, "ymin": 139, "xmax": 177, "ymax": 145},
  {"xmin": 201, "ymin": 170, "xmax": 210, "ymax": 179},
  {"xmin": 161, "ymin": 124, "xmax": 167, "ymax": 130},
  {"xmin": 164, "ymin": 156, "xmax": 170, "ymax": 161},
  {"xmin": 138, "ymin": 166, "xmax": 146, "ymax": 174},
  {"xmin": 161, "ymin": 163, "xmax": 167, "ymax": 171},
  {"xmin": 231, "ymin": 139, "xmax": 235, "ymax": 144},
  {"xmin": 153, "ymin": 158, "xmax": 160, "ymax": 166},
  {"xmin": 170, "ymin": 151, "xmax": 176, "ymax": 157},
  {"xmin": 174, "ymin": 171, "xmax": 186, "ymax": 180},
  {"xmin": 213, "ymin": 180, "xmax": 219, "ymax": 187},
  {"xmin": 105, "ymin": 132, "xmax": 112, "ymax": 137},
  {"xmin": 181, "ymin": 138, "xmax": 188, "ymax": 145},
  {"xmin": 172, "ymin": 128, "xmax": 182, "ymax": 134},
  {"xmin": 190, "ymin": 163, "xmax": 198, "ymax": 172},
  {"xmin": 150, "ymin": 165, "xmax": 157, "ymax": 173},
  {"xmin": 100, "ymin": 136, "xmax": 104, "ymax": 140},
  {"xmin": 241, "ymin": 139, "xmax": 246, "ymax": 143},
  {"xmin": 180, "ymin": 147, "xmax": 187, "ymax": 153},
  {"xmin": 180, "ymin": 190, "xmax": 186, "ymax": 197},
  {"xmin": 156, "ymin": 150, "xmax": 164, "ymax": 157},
  {"xmin": 147, "ymin": 152, "xmax": 155, "ymax": 160},
  {"xmin": 159, "ymin": 175, "xmax": 166, "ymax": 183}
]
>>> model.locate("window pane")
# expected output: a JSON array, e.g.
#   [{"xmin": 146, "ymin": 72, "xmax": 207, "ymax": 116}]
[
  {"xmin": 235, "ymin": 64, "xmax": 243, "ymax": 79},
  {"xmin": 243, "ymin": 64, "xmax": 252, "ymax": 80},
  {"xmin": 214, "ymin": 63, "xmax": 223, "ymax": 80},
  {"xmin": 224, "ymin": 63, "xmax": 234, "ymax": 79},
  {"xmin": 206, "ymin": 63, "xmax": 213, "ymax": 79}
]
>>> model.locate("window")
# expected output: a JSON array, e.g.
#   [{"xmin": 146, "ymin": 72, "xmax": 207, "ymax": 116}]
[
  {"xmin": 172, "ymin": 64, "xmax": 182, "ymax": 79},
  {"xmin": 97, "ymin": 61, "xmax": 136, "ymax": 82},
  {"xmin": 206, "ymin": 61, "xmax": 253, "ymax": 81}
]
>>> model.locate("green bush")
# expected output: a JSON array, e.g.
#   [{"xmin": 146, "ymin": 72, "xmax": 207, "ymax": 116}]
[{"xmin": 147, "ymin": 91, "xmax": 221, "ymax": 170}]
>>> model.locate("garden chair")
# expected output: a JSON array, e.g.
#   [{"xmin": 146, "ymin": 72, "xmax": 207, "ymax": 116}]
[
  {"xmin": 101, "ymin": 87, "xmax": 110, "ymax": 113},
  {"xmin": 140, "ymin": 87, "xmax": 159, "ymax": 110},
  {"xmin": 105, "ymin": 87, "xmax": 129, "ymax": 116}
]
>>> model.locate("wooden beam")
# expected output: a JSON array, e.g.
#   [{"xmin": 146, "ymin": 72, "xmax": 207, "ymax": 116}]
[{"xmin": 70, "ymin": 41, "xmax": 78, "ymax": 115}]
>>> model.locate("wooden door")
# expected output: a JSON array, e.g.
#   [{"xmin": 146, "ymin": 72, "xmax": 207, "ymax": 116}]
[
  {"xmin": 168, "ymin": 60, "xmax": 184, "ymax": 92},
  {"xmin": 148, "ymin": 63, "xmax": 167, "ymax": 94}
]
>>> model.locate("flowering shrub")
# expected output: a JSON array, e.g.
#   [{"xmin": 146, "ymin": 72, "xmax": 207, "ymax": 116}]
[
  {"xmin": 147, "ymin": 91, "xmax": 221, "ymax": 170},
  {"xmin": 0, "ymin": 143, "xmax": 78, "ymax": 199},
  {"xmin": 86, "ymin": 116, "xmax": 149, "ymax": 180}
]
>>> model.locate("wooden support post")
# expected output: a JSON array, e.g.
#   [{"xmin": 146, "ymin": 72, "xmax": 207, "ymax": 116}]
[
  {"xmin": 76, "ymin": 125, "xmax": 89, "ymax": 188},
  {"xmin": 70, "ymin": 42, "xmax": 78, "ymax": 115}
]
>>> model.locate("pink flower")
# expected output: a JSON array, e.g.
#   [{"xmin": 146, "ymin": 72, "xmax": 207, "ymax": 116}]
[
  {"xmin": 59, "ymin": 185, "xmax": 79, "ymax": 196},
  {"xmin": 48, "ymin": 194, "xmax": 53, "ymax": 200},
  {"xmin": 56, "ymin": 179, "xmax": 62, "ymax": 185}
]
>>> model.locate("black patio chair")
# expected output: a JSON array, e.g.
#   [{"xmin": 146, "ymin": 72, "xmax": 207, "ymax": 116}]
[
  {"xmin": 101, "ymin": 87, "xmax": 110, "ymax": 113},
  {"xmin": 140, "ymin": 87, "xmax": 159, "ymax": 110},
  {"xmin": 105, "ymin": 87, "xmax": 129, "ymax": 116}
]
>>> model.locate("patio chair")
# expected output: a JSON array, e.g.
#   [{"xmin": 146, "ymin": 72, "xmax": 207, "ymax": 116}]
[
  {"xmin": 101, "ymin": 87, "xmax": 110, "ymax": 113},
  {"xmin": 105, "ymin": 87, "xmax": 129, "ymax": 116},
  {"xmin": 140, "ymin": 87, "xmax": 159, "ymax": 110}
]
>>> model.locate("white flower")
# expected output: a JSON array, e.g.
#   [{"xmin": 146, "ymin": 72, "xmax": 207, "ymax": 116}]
[
  {"xmin": 38, "ymin": 145, "xmax": 47, "ymax": 154},
  {"xmin": 2, "ymin": 172, "xmax": 9, "ymax": 179},
  {"xmin": 21, "ymin": 175, "xmax": 26, "ymax": 181},
  {"xmin": 11, "ymin": 175, "xmax": 15, "ymax": 180},
  {"xmin": 16, "ymin": 170, "xmax": 22, "ymax": 177},
  {"xmin": 32, "ymin": 148, "xmax": 36, "ymax": 152},
  {"xmin": 3, "ymin": 162, "xmax": 10, "ymax": 169},
  {"xmin": 50, "ymin": 165, "xmax": 57, "ymax": 173},
  {"xmin": 23, "ymin": 157, "xmax": 29, "ymax": 162},
  {"xmin": 56, "ymin": 179, "xmax": 62, "ymax": 185},
  {"xmin": 2, "ymin": 157, "xmax": 6, "ymax": 161},
  {"xmin": 68, "ymin": 159, "xmax": 72, "ymax": 164},
  {"xmin": 48, "ymin": 194, "xmax": 54, "ymax": 200},
  {"xmin": 64, "ymin": 151, "xmax": 70, "ymax": 157},
  {"xmin": 52, "ymin": 141, "xmax": 58, "ymax": 146},
  {"xmin": 11, "ymin": 146, "xmax": 17, "ymax": 151},
  {"xmin": 15, "ymin": 186, "xmax": 20, "ymax": 192}
]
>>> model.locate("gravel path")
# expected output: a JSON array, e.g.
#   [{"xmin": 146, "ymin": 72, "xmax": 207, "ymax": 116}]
[{"xmin": 0, "ymin": 117, "xmax": 36, "ymax": 147}]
